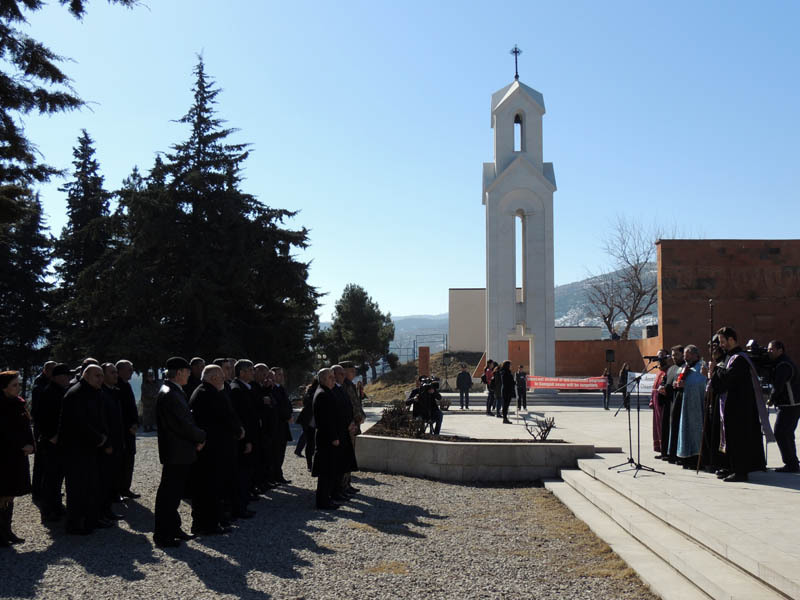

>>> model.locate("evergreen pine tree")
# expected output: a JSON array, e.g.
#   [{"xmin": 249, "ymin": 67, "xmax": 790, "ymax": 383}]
[
  {"xmin": 0, "ymin": 0, "xmax": 135, "ymax": 222},
  {"xmin": 52, "ymin": 130, "xmax": 113, "ymax": 362},
  {"xmin": 0, "ymin": 193, "xmax": 52, "ymax": 392},
  {"xmin": 158, "ymin": 57, "xmax": 319, "ymax": 371}
]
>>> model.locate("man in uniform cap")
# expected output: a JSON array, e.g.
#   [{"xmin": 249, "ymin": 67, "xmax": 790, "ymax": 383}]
[{"xmin": 153, "ymin": 357, "xmax": 206, "ymax": 547}]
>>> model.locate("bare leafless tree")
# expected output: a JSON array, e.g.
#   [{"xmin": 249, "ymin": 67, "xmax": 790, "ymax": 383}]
[
  {"xmin": 586, "ymin": 217, "xmax": 666, "ymax": 339},
  {"xmin": 586, "ymin": 272, "xmax": 622, "ymax": 337}
]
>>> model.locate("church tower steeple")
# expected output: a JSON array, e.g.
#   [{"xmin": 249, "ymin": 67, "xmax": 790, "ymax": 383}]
[{"xmin": 482, "ymin": 70, "xmax": 556, "ymax": 377}]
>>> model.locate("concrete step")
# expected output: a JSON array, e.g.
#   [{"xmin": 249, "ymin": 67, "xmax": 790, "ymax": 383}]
[
  {"xmin": 544, "ymin": 479, "xmax": 711, "ymax": 600},
  {"xmin": 578, "ymin": 456, "xmax": 799, "ymax": 600},
  {"xmin": 558, "ymin": 469, "xmax": 786, "ymax": 600}
]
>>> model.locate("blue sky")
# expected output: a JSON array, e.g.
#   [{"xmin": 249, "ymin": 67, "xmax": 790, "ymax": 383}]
[{"xmin": 21, "ymin": 1, "xmax": 800, "ymax": 320}]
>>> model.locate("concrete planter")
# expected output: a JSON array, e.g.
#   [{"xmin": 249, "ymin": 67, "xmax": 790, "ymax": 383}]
[{"xmin": 355, "ymin": 434, "xmax": 595, "ymax": 482}]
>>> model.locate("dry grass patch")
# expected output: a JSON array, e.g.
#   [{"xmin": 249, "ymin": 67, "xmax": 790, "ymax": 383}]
[{"xmin": 364, "ymin": 561, "xmax": 410, "ymax": 575}]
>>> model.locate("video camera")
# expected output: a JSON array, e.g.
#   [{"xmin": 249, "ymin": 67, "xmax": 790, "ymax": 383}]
[{"xmin": 419, "ymin": 376, "xmax": 440, "ymax": 392}]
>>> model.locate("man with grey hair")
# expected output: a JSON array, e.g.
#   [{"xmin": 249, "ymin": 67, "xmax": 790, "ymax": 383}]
[
  {"xmin": 331, "ymin": 365, "xmax": 358, "ymax": 500},
  {"xmin": 115, "ymin": 360, "xmax": 140, "ymax": 499},
  {"xmin": 59, "ymin": 364, "xmax": 109, "ymax": 534},
  {"xmin": 189, "ymin": 364, "xmax": 242, "ymax": 536}
]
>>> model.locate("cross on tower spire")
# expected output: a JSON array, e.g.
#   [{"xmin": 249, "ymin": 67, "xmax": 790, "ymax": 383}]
[{"xmin": 510, "ymin": 45, "xmax": 522, "ymax": 81}]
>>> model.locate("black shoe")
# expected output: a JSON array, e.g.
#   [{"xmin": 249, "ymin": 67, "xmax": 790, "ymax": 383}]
[
  {"xmin": 346, "ymin": 485, "xmax": 360, "ymax": 494},
  {"xmin": 277, "ymin": 477, "xmax": 292, "ymax": 485},
  {"xmin": 503, "ymin": 419, "xmax": 512, "ymax": 424},
  {"xmin": 716, "ymin": 469, "xmax": 732, "ymax": 479},
  {"xmin": 122, "ymin": 490, "xmax": 141, "ymax": 499},
  {"xmin": 174, "ymin": 529, "xmax": 195, "ymax": 541},
  {"xmin": 775, "ymin": 465, "xmax": 800, "ymax": 473},
  {"xmin": 111, "ymin": 495, "xmax": 126, "ymax": 504},
  {"xmin": 294, "ymin": 450, "xmax": 303, "ymax": 457},
  {"xmin": 723, "ymin": 473, "xmax": 748, "ymax": 482},
  {"xmin": 154, "ymin": 536, "xmax": 180, "ymax": 548}
]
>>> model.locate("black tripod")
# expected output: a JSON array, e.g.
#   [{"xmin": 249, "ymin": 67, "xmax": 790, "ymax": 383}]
[{"xmin": 608, "ymin": 364, "xmax": 664, "ymax": 478}]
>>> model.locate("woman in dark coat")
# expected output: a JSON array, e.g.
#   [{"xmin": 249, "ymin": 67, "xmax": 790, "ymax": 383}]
[
  {"xmin": 0, "ymin": 371, "xmax": 35, "ymax": 546},
  {"xmin": 499, "ymin": 360, "xmax": 516, "ymax": 424},
  {"xmin": 312, "ymin": 369, "xmax": 340, "ymax": 510}
]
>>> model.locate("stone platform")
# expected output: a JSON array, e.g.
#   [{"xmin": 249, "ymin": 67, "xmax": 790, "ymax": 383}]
[{"xmin": 364, "ymin": 393, "xmax": 798, "ymax": 600}]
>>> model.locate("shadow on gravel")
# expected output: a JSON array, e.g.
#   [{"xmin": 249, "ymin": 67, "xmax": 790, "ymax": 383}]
[{"xmin": 1, "ymin": 522, "xmax": 158, "ymax": 598}]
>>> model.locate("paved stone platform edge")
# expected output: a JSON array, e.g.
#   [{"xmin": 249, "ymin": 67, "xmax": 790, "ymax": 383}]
[
  {"xmin": 577, "ymin": 454, "xmax": 799, "ymax": 600},
  {"xmin": 543, "ymin": 478, "xmax": 711, "ymax": 600}
]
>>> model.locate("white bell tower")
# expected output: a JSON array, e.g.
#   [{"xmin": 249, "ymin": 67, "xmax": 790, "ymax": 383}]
[{"xmin": 482, "ymin": 56, "xmax": 556, "ymax": 376}]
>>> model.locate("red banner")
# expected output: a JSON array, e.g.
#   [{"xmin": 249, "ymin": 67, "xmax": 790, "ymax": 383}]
[{"xmin": 527, "ymin": 376, "xmax": 607, "ymax": 390}]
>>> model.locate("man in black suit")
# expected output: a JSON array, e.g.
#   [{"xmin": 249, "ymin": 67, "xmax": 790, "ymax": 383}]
[
  {"xmin": 59, "ymin": 365, "xmax": 109, "ymax": 535},
  {"xmin": 34, "ymin": 363, "xmax": 71, "ymax": 522},
  {"xmin": 99, "ymin": 363, "xmax": 125, "ymax": 521},
  {"xmin": 115, "ymin": 360, "xmax": 140, "ymax": 499},
  {"xmin": 230, "ymin": 360, "xmax": 258, "ymax": 518},
  {"xmin": 183, "ymin": 357, "xmax": 205, "ymax": 399},
  {"xmin": 189, "ymin": 364, "xmax": 243, "ymax": 535},
  {"xmin": 30, "ymin": 361, "xmax": 56, "ymax": 503},
  {"xmin": 269, "ymin": 367, "xmax": 293, "ymax": 485},
  {"xmin": 331, "ymin": 365, "xmax": 357, "ymax": 501},
  {"xmin": 153, "ymin": 357, "xmax": 206, "ymax": 548}
]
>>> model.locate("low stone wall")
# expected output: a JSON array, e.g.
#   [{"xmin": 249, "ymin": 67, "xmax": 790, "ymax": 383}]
[{"xmin": 355, "ymin": 435, "xmax": 596, "ymax": 482}]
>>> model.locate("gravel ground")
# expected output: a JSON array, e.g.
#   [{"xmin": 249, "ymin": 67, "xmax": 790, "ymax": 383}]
[{"xmin": 0, "ymin": 431, "xmax": 658, "ymax": 600}]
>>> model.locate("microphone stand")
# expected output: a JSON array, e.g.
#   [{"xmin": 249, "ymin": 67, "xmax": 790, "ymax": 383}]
[{"xmin": 608, "ymin": 363, "xmax": 664, "ymax": 478}]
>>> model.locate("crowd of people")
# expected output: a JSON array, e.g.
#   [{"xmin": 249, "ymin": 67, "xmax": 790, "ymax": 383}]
[
  {"xmin": 480, "ymin": 360, "xmax": 528, "ymax": 423},
  {"xmin": 647, "ymin": 327, "xmax": 799, "ymax": 482},
  {"xmin": 0, "ymin": 355, "xmax": 367, "ymax": 549}
]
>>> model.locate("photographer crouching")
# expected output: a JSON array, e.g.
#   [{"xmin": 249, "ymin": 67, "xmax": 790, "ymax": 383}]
[
  {"xmin": 767, "ymin": 341, "xmax": 800, "ymax": 473},
  {"xmin": 708, "ymin": 327, "xmax": 775, "ymax": 482},
  {"xmin": 406, "ymin": 377, "xmax": 443, "ymax": 435}
]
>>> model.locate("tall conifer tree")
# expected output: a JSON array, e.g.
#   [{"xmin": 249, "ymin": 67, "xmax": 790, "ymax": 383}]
[
  {"xmin": 0, "ymin": 193, "xmax": 52, "ymax": 390},
  {"xmin": 156, "ymin": 57, "xmax": 319, "ymax": 370},
  {"xmin": 52, "ymin": 130, "xmax": 113, "ymax": 361}
]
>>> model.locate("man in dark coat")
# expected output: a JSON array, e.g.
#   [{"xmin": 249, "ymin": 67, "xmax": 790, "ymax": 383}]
[
  {"xmin": 59, "ymin": 365, "xmax": 110, "ymax": 535},
  {"xmin": 331, "ymin": 365, "xmax": 357, "ymax": 499},
  {"xmin": 183, "ymin": 357, "xmax": 205, "ymax": 399},
  {"xmin": 189, "ymin": 365, "xmax": 242, "ymax": 535},
  {"xmin": 515, "ymin": 365, "xmax": 527, "ymax": 411},
  {"xmin": 270, "ymin": 367, "xmax": 293, "ymax": 485},
  {"xmin": 456, "ymin": 364, "xmax": 473, "ymax": 410},
  {"xmin": 252, "ymin": 364, "xmax": 275, "ymax": 489},
  {"xmin": 312, "ymin": 368, "xmax": 340, "ymax": 510},
  {"xmin": 153, "ymin": 357, "xmax": 206, "ymax": 547},
  {"xmin": 30, "ymin": 361, "xmax": 56, "ymax": 503},
  {"xmin": 768, "ymin": 341, "xmax": 800, "ymax": 473},
  {"xmin": 34, "ymin": 364, "xmax": 71, "ymax": 521},
  {"xmin": 99, "ymin": 363, "xmax": 125, "ymax": 521},
  {"xmin": 662, "ymin": 346, "xmax": 685, "ymax": 462},
  {"xmin": 115, "ymin": 360, "xmax": 140, "ymax": 499},
  {"xmin": 710, "ymin": 327, "xmax": 775, "ymax": 482},
  {"xmin": 230, "ymin": 360, "xmax": 258, "ymax": 518}
]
